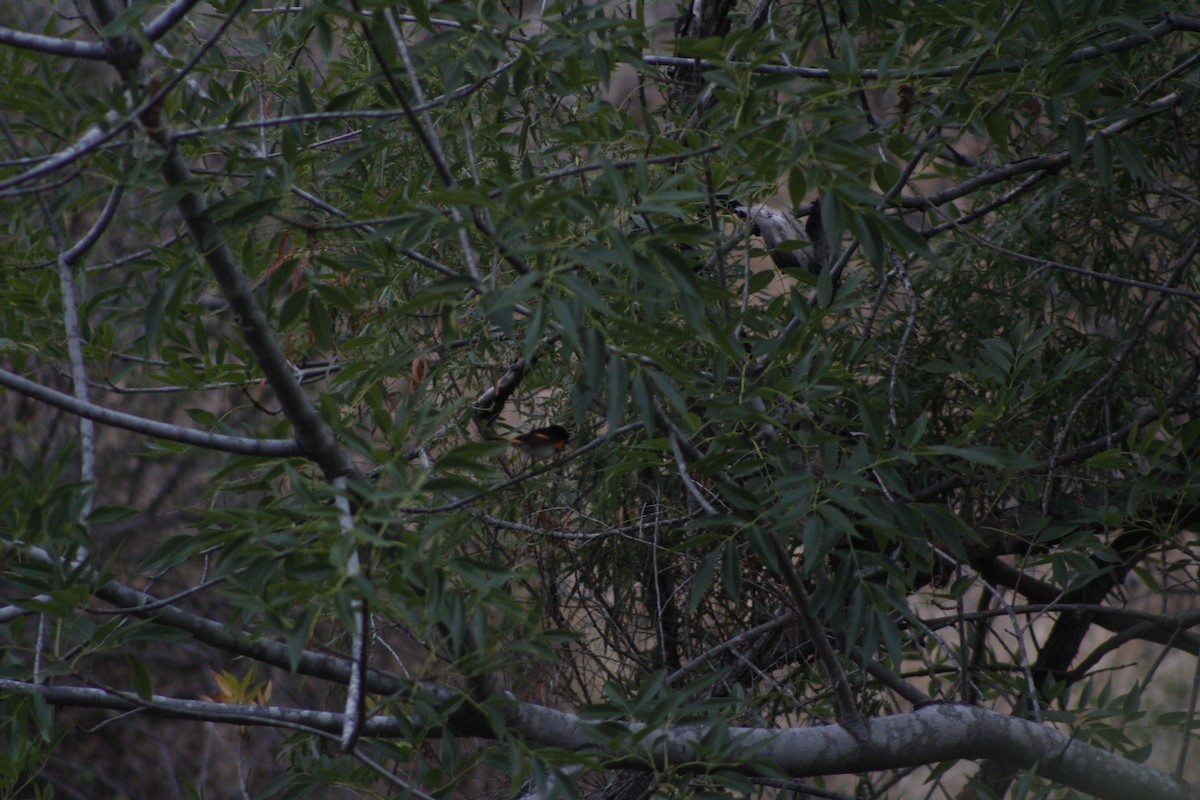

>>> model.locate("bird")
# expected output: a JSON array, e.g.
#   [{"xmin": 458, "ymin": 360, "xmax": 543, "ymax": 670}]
[{"xmin": 508, "ymin": 425, "xmax": 570, "ymax": 459}]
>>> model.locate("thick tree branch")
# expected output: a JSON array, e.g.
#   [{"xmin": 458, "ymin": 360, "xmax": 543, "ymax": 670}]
[
  {"xmin": 0, "ymin": 26, "xmax": 108, "ymax": 59},
  {"xmin": 140, "ymin": 92, "xmax": 362, "ymax": 480},
  {"xmin": 5, "ymin": 679, "xmax": 1195, "ymax": 800}
]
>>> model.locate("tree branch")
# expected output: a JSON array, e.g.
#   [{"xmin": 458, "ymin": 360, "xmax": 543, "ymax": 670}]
[
  {"xmin": 767, "ymin": 533, "xmax": 871, "ymax": 742},
  {"xmin": 0, "ymin": 26, "xmax": 108, "ymax": 60},
  {"xmin": 639, "ymin": 14, "xmax": 1200, "ymax": 82},
  {"xmin": 141, "ymin": 96, "xmax": 361, "ymax": 480},
  {"xmin": 5, "ymin": 679, "xmax": 1194, "ymax": 800},
  {"xmin": 0, "ymin": 367, "xmax": 304, "ymax": 457},
  {"xmin": 143, "ymin": 0, "xmax": 208, "ymax": 41}
]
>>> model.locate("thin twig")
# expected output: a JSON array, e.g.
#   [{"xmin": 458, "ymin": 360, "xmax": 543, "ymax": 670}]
[
  {"xmin": 1040, "ymin": 237, "xmax": 1199, "ymax": 511},
  {"xmin": 335, "ymin": 477, "xmax": 368, "ymax": 753},
  {"xmin": 768, "ymin": 535, "xmax": 870, "ymax": 741}
]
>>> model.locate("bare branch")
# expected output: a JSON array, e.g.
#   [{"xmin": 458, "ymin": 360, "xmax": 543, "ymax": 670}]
[
  {"xmin": 7, "ymin": 679, "xmax": 1188, "ymax": 800},
  {"xmin": 0, "ymin": 25, "xmax": 108, "ymax": 60},
  {"xmin": 0, "ymin": 367, "xmax": 304, "ymax": 457},
  {"xmin": 0, "ymin": 118, "xmax": 124, "ymax": 194},
  {"xmin": 335, "ymin": 477, "xmax": 368, "ymax": 753}
]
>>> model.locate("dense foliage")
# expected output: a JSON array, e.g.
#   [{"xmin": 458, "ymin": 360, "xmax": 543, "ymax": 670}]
[{"xmin": 2, "ymin": 1, "xmax": 1199, "ymax": 798}]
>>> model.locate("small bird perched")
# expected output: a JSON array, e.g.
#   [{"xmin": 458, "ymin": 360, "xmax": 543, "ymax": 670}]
[{"xmin": 508, "ymin": 425, "xmax": 570, "ymax": 459}]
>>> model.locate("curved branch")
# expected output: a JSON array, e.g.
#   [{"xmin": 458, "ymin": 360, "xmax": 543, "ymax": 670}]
[
  {"xmin": 0, "ymin": 367, "xmax": 304, "ymax": 457},
  {"xmin": 64, "ymin": 181, "xmax": 124, "ymax": 266},
  {"xmin": 0, "ymin": 26, "xmax": 108, "ymax": 60},
  {"xmin": 0, "ymin": 119, "xmax": 125, "ymax": 193},
  {"xmin": 639, "ymin": 14, "xmax": 1200, "ymax": 82},
  {"xmin": 4, "ymin": 679, "xmax": 1194, "ymax": 800},
  {"xmin": 900, "ymin": 92, "xmax": 1182, "ymax": 212},
  {"xmin": 507, "ymin": 703, "xmax": 1199, "ymax": 800},
  {"xmin": 977, "ymin": 559, "xmax": 1200, "ymax": 656}
]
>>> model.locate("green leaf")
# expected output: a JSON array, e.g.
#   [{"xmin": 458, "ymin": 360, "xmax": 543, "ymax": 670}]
[
  {"xmin": 631, "ymin": 371, "xmax": 656, "ymax": 436},
  {"xmin": 689, "ymin": 549, "xmax": 719, "ymax": 612},
  {"xmin": 128, "ymin": 656, "xmax": 153, "ymax": 701},
  {"xmin": 605, "ymin": 352, "xmax": 629, "ymax": 435},
  {"xmin": 572, "ymin": 325, "xmax": 606, "ymax": 423},
  {"xmin": 852, "ymin": 212, "xmax": 885, "ymax": 267},
  {"xmin": 138, "ymin": 535, "xmax": 204, "ymax": 574},
  {"xmin": 904, "ymin": 412, "xmax": 928, "ymax": 448},
  {"xmin": 1110, "ymin": 134, "xmax": 1151, "ymax": 181},
  {"xmin": 925, "ymin": 445, "xmax": 1037, "ymax": 469},
  {"xmin": 746, "ymin": 527, "xmax": 780, "ymax": 573},
  {"xmin": 721, "ymin": 539, "xmax": 742, "ymax": 604},
  {"xmin": 1092, "ymin": 131, "xmax": 1112, "ymax": 186},
  {"xmin": 99, "ymin": 4, "xmax": 143, "ymax": 35},
  {"xmin": 522, "ymin": 299, "xmax": 547, "ymax": 366},
  {"xmin": 1066, "ymin": 114, "xmax": 1087, "ymax": 169},
  {"xmin": 31, "ymin": 693, "xmax": 54, "ymax": 742},
  {"xmin": 286, "ymin": 609, "xmax": 315, "ymax": 672}
]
